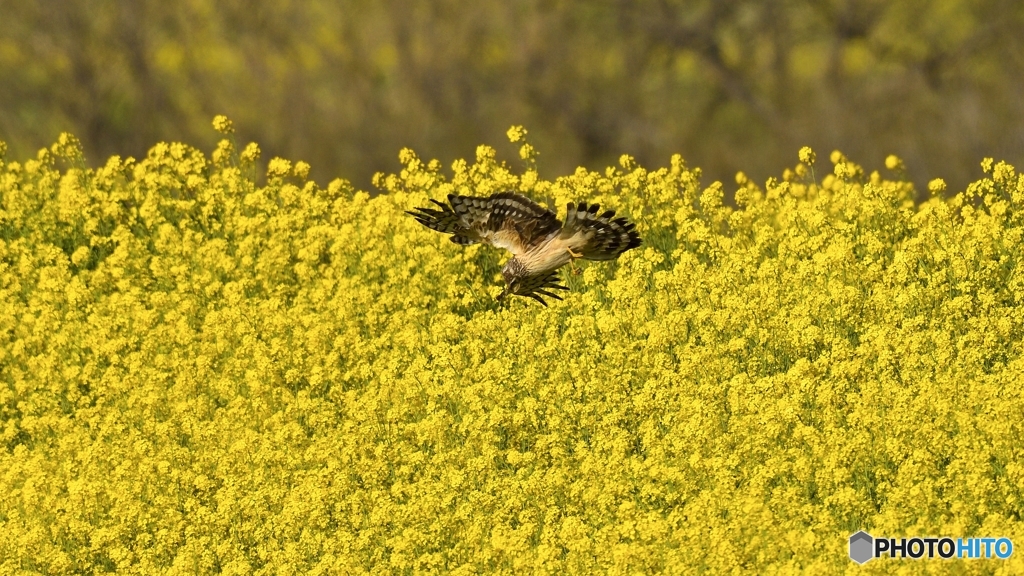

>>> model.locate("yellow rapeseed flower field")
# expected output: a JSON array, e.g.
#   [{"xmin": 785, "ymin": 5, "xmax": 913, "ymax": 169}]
[{"xmin": 2, "ymin": 122, "xmax": 1023, "ymax": 574}]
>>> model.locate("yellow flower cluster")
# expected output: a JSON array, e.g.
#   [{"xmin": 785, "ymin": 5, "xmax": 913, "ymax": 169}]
[{"xmin": 2, "ymin": 129, "xmax": 1024, "ymax": 574}]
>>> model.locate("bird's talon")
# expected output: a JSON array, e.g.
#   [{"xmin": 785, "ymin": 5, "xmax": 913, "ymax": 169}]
[{"xmin": 566, "ymin": 247, "xmax": 585, "ymax": 274}]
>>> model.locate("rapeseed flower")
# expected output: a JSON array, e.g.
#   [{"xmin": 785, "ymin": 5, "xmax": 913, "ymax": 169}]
[{"xmin": 1, "ymin": 125, "xmax": 1023, "ymax": 573}]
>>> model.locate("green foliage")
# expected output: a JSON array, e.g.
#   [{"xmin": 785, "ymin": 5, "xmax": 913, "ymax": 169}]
[{"xmin": 1, "ymin": 0, "xmax": 1023, "ymax": 191}]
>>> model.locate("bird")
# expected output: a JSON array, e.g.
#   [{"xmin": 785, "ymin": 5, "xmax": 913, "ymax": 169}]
[{"xmin": 406, "ymin": 192, "xmax": 642, "ymax": 305}]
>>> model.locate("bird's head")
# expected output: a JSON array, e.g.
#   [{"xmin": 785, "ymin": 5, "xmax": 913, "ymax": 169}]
[
  {"xmin": 498, "ymin": 258, "xmax": 528, "ymax": 300},
  {"xmin": 497, "ymin": 257, "xmax": 568, "ymax": 305}
]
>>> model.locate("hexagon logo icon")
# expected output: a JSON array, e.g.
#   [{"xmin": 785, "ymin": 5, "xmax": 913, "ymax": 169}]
[{"xmin": 849, "ymin": 531, "xmax": 874, "ymax": 564}]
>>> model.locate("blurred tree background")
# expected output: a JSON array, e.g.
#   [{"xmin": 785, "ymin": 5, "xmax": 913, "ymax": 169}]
[{"xmin": 2, "ymin": 0, "xmax": 1023, "ymax": 194}]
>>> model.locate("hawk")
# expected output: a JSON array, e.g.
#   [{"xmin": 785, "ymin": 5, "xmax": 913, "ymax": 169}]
[{"xmin": 407, "ymin": 192, "xmax": 642, "ymax": 305}]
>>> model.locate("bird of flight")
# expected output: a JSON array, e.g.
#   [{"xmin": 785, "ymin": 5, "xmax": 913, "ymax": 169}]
[{"xmin": 407, "ymin": 192, "xmax": 641, "ymax": 305}]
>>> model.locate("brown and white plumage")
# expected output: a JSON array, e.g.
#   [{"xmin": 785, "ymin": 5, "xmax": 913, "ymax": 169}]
[{"xmin": 407, "ymin": 192, "xmax": 641, "ymax": 305}]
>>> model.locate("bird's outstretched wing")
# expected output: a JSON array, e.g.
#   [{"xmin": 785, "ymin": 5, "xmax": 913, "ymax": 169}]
[
  {"xmin": 560, "ymin": 202, "xmax": 642, "ymax": 260},
  {"xmin": 406, "ymin": 192, "xmax": 561, "ymax": 255}
]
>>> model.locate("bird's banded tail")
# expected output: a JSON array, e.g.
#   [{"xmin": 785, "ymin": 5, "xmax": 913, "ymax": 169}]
[{"xmin": 560, "ymin": 202, "xmax": 641, "ymax": 260}]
